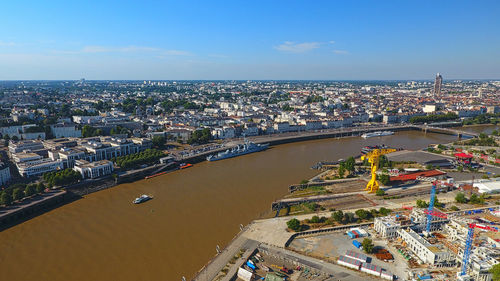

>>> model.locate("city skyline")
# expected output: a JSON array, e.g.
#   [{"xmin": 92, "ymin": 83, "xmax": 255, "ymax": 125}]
[{"xmin": 1, "ymin": 0, "xmax": 499, "ymax": 80}]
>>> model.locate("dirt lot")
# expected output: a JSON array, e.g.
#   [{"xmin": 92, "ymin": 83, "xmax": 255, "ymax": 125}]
[
  {"xmin": 246, "ymin": 250, "xmax": 337, "ymax": 281},
  {"xmin": 288, "ymin": 231, "xmax": 408, "ymax": 279},
  {"xmin": 320, "ymin": 194, "xmax": 376, "ymax": 210},
  {"xmin": 326, "ymin": 180, "xmax": 367, "ymax": 194}
]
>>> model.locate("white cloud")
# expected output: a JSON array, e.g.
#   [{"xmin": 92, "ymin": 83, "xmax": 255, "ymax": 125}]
[
  {"xmin": 162, "ymin": 49, "xmax": 192, "ymax": 56},
  {"xmin": 274, "ymin": 41, "xmax": 321, "ymax": 53},
  {"xmin": 329, "ymin": 40, "xmax": 336, "ymax": 44},
  {"xmin": 0, "ymin": 41, "xmax": 17, "ymax": 47},
  {"xmin": 208, "ymin": 54, "xmax": 229, "ymax": 58},
  {"xmin": 333, "ymin": 49, "xmax": 349, "ymax": 54},
  {"xmin": 76, "ymin": 45, "xmax": 192, "ymax": 56}
]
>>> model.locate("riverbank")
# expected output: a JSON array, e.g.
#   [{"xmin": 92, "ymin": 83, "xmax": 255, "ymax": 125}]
[
  {"xmin": 0, "ymin": 162, "xmax": 181, "ymax": 230},
  {"xmin": 0, "ymin": 125, "xmax": 479, "ymax": 233},
  {"xmin": 0, "ymin": 129, "xmax": 468, "ymax": 281},
  {"xmin": 177, "ymin": 124, "xmax": 478, "ymax": 164},
  {"xmin": 0, "ymin": 190, "xmax": 72, "ymax": 231}
]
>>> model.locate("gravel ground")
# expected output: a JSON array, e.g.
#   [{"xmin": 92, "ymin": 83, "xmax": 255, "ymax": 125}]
[{"xmin": 289, "ymin": 231, "xmax": 409, "ymax": 279}]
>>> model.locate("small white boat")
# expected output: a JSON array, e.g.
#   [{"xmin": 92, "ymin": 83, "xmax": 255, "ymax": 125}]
[{"xmin": 133, "ymin": 194, "xmax": 152, "ymax": 204}]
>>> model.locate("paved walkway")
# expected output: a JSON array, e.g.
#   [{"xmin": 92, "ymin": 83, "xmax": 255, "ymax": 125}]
[
  {"xmin": 192, "ymin": 233, "xmax": 258, "ymax": 281},
  {"xmin": 0, "ymin": 190, "xmax": 66, "ymax": 219}
]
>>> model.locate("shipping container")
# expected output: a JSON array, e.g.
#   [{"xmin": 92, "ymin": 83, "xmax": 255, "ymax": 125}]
[{"xmin": 352, "ymin": 240, "xmax": 362, "ymax": 249}]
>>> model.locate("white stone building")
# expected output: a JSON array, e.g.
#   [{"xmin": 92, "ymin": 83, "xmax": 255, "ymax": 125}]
[{"xmin": 73, "ymin": 159, "xmax": 114, "ymax": 179}]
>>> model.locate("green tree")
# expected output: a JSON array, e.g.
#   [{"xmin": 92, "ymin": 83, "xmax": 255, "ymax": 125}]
[
  {"xmin": 455, "ymin": 192, "xmax": 467, "ymax": 203},
  {"xmin": 332, "ymin": 210, "xmax": 344, "ymax": 222},
  {"xmin": 492, "ymin": 130, "xmax": 499, "ymax": 136},
  {"xmin": 82, "ymin": 125, "xmax": 93, "ymax": 138},
  {"xmin": 36, "ymin": 182, "xmax": 45, "ymax": 193},
  {"xmin": 416, "ymin": 199, "xmax": 429, "ymax": 208},
  {"xmin": 287, "ymin": 218, "xmax": 302, "ymax": 232},
  {"xmin": 338, "ymin": 165, "xmax": 345, "ymax": 178},
  {"xmin": 378, "ymin": 155, "xmax": 394, "ymax": 168},
  {"xmin": 24, "ymin": 184, "xmax": 36, "ymax": 197},
  {"xmin": 379, "ymin": 174, "xmax": 390, "ymax": 185},
  {"xmin": 489, "ymin": 263, "xmax": 500, "ymax": 281},
  {"xmin": 479, "ymin": 133, "xmax": 488, "ymax": 139},
  {"xmin": 361, "ymin": 238, "xmax": 375, "ymax": 254},
  {"xmin": 469, "ymin": 194, "xmax": 485, "ymax": 205},
  {"xmin": 12, "ymin": 188, "xmax": 24, "ymax": 201},
  {"xmin": 409, "ymin": 112, "xmax": 458, "ymax": 124},
  {"xmin": 152, "ymin": 135, "xmax": 166, "ymax": 148},
  {"xmin": 1, "ymin": 191, "xmax": 13, "ymax": 206},
  {"xmin": 310, "ymin": 215, "xmax": 321, "ymax": 223},
  {"xmin": 345, "ymin": 157, "xmax": 356, "ymax": 172},
  {"xmin": 355, "ymin": 209, "xmax": 370, "ymax": 220},
  {"xmin": 376, "ymin": 189, "xmax": 386, "ymax": 196},
  {"xmin": 187, "ymin": 128, "xmax": 212, "ymax": 145},
  {"xmin": 450, "ymin": 206, "xmax": 460, "ymax": 211},
  {"xmin": 343, "ymin": 212, "xmax": 356, "ymax": 224},
  {"xmin": 379, "ymin": 207, "xmax": 391, "ymax": 216}
]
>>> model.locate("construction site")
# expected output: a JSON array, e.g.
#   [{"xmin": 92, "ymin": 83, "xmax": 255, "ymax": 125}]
[{"xmin": 203, "ymin": 146, "xmax": 500, "ymax": 281}]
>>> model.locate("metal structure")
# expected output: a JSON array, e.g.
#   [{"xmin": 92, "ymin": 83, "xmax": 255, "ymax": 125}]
[
  {"xmin": 461, "ymin": 223, "xmax": 498, "ymax": 276},
  {"xmin": 425, "ymin": 183, "xmax": 437, "ymax": 233},
  {"xmin": 360, "ymin": 148, "xmax": 396, "ymax": 193}
]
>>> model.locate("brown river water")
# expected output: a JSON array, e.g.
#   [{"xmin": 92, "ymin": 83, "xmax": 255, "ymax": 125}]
[{"xmin": 0, "ymin": 129, "xmax": 492, "ymax": 281}]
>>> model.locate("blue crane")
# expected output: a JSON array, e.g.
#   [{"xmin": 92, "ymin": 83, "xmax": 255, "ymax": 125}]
[
  {"xmin": 460, "ymin": 223, "xmax": 498, "ymax": 276},
  {"xmin": 425, "ymin": 182, "xmax": 437, "ymax": 233}
]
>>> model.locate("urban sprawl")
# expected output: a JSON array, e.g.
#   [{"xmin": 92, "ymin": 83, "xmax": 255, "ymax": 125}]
[{"xmin": 0, "ymin": 75, "xmax": 500, "ymax": 281}]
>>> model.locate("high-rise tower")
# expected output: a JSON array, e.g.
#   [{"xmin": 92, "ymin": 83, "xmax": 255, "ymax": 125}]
[{"xmin": 434, "ymin": 73, "xmax": 443, "ymax": 96}]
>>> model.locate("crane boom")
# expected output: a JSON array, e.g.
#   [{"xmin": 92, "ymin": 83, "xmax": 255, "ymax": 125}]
[
  {"xmin": 360, "ymin": 148, "xmax": 396, "ymax": 193},
  {"xmin": 461, "ymin": 222, "xmax": 498, "ymax": 276}
]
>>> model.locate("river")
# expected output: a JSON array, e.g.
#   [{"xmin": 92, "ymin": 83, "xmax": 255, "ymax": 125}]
[{"xmin": 0, "ymin": 129, "xmax": 487, "ymax": 281}]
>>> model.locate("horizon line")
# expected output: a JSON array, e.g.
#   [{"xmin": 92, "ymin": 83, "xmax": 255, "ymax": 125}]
[{"xmin": 1, "ymin": 78, "xmax": 499, "ymax": 82}]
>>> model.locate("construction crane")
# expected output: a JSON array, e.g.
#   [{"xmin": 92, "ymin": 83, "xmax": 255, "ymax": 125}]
[
  {"xmin": 424, "ymin": 182, "xmax": 442, "ymax": 233},
  {"xmin": 460, "ymin": 223, "xmax": 498, "ymax": 276},
  {"xmin": 360, "ymin": 148, "xmax": 397, "ymax": 193}
]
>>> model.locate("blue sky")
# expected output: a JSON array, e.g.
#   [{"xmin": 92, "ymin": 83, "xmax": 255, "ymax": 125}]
[{"xmin": 1, "ymin": 0, "xmax": 499, "ymax": 80}]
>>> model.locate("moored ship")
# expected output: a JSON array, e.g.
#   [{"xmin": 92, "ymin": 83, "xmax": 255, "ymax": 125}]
[
  {"xmin": 361, "ymin": 144, "xmax": 388, "ymax": 154},
  {"xmin": 206, "ymin": 140, "xmax": 269, "ymax": 161},
  {"xmin": 361, "ymin": 131, "xmax": 394, "ymax": 138}
]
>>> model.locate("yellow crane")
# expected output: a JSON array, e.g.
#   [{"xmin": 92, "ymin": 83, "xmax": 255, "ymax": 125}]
[{"xmin": 361, "ymin": 148, "xmax": 397, "ymax": 193}]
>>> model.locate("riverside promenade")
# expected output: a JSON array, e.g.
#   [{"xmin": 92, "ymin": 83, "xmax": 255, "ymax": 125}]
[
  {"xmin": 0, "ymin": 190, "xmax": 67, "ymax": 227},
  {"xmin": 191, "ymin": 229, "xmax": 259, "ymax": 281},
  {"xmin": 177, "ymin": 124, "xmax": 477, "ymax": 163}
]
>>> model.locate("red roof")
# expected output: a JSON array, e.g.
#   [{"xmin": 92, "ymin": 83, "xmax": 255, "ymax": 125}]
[
  {"xmin": 390, "ymin": 170, "xmax": 446, "ymax": 182},
  {"xmin": 455, "ymin": 153, "xmax": 473, "ymax": 158}
]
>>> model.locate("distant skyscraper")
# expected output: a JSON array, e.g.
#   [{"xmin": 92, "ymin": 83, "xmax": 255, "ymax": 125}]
[{"xmin": 434, "ymin": 73, "xmax": 443, "ymax": 96}]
